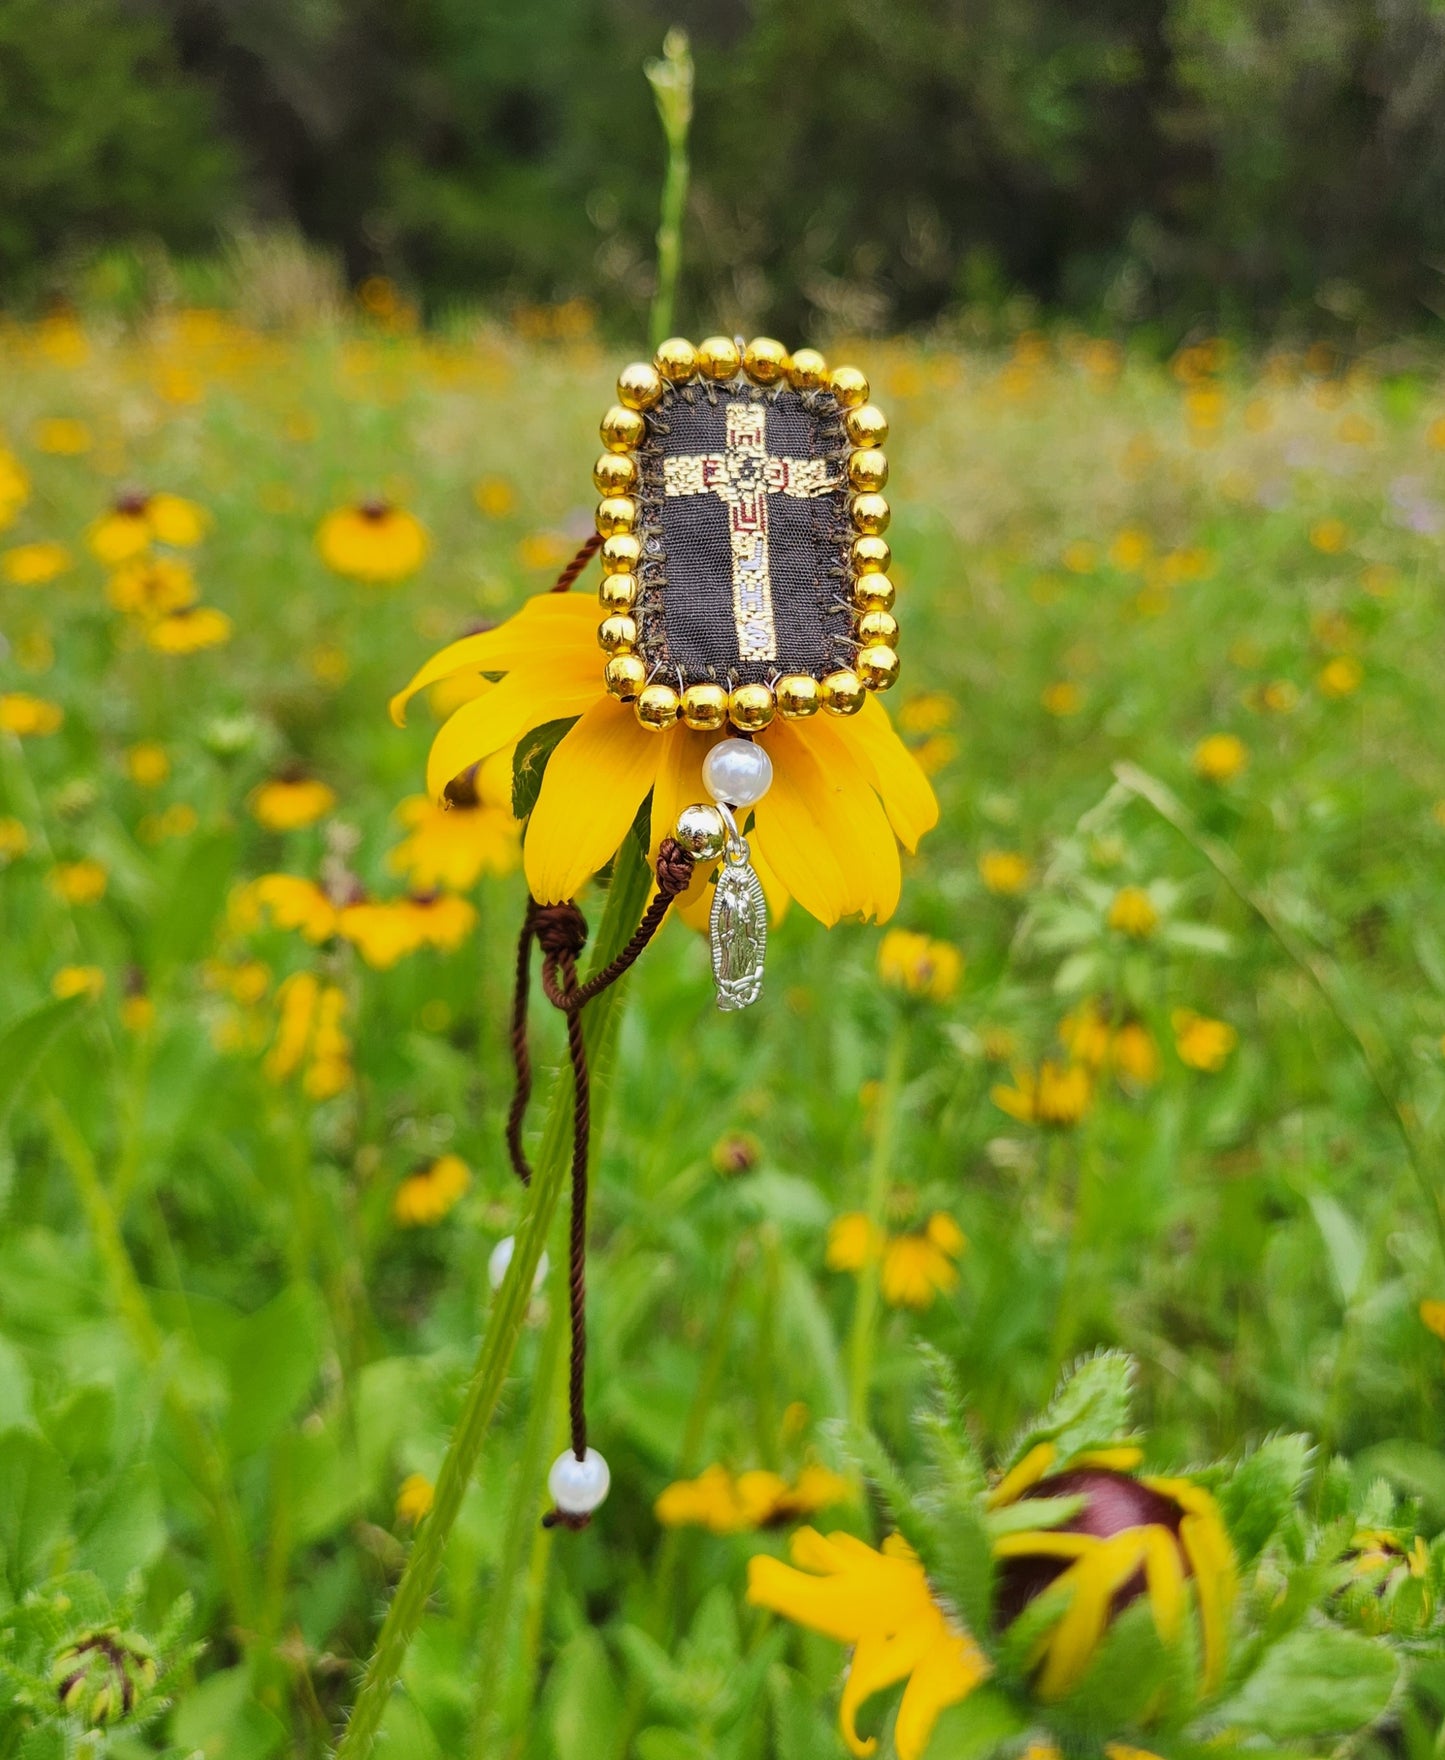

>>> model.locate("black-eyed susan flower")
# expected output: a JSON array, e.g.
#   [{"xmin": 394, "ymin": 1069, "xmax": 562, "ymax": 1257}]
[
  {"xmin": 1318, "ymin": 654, "xmax": 1363, "ymax": 698},
  {"xmin": 1171, "ymin": 1009, "xmax": 1237, "ymax": 1072},
  {"xmin": 979, "ymin": 849, "xmax": 1032, "ymax": 895},
  {"xmin": 264, "ymin": 972, "xmax": 352, "ymax": 1098},
  {"xmin": 1059, "ymin": 999, "xmax": 1160, "ymax": 1089},
  {"xmin": 316, "ymin": 501, "xmax": 429, "ymax": 582},
  {"xmin": 47, "ymin": 859, "xmax": 107, "ymax": 905},
  {"xmin": 388, "ymin": 758, "xmax": 519, "ymax": 890},
  {"xmin": 249, "ymin": 772, "xmax": 338, "ymax": 832},
  {"xmin": 393, "ymin": 1154, "xmax": 470, "ymax": 1226},
  {"xmin": 237, "ymin": 875, "xmax": 338, "ymax": 943},
  {"xmin": 1106, "ymin": 885, "xmax": 1159, "ymax": 939},
  {"xmin": 2, "ymin": 541, "xmax": 73, "ymax": 586},
  {"xmin": 878, "ymin": 929, "xmax": 962, "ymax": 1001},
  {"xmin": 51, "ymin": 965, "xmax": 105, "ymax": 1001},
  {"xmin": 656, "ymin": 1463, "xmax": 852, "ymax": 1533},
  {"xmin": 1191, "ymin": 733, "xmax": 1248, "ymax": 782},
  {"xmin": 826, "ymin": 1210, "xmax": 967, "ymax": 1310},
  {"xmin": 87, "ymin": 491, "xmax": 210, "ymax": 563},
  {"xmin": 0, "ymin": 692, "xmax": 63, "ymax": 736},
  {"xmin": 146, "ymin": 606, "xmax": 232, "ymax": 653},
  {"xmin": 390, "ymin": 593, "xmax": 938, "ymax": 924},
  {"xmin": 748, "ymin": 1528, "xmax": 991, "ymax": 1759},
  {"xmin": 124, "ymin": 742, "xmax": 170, "ymax": 787},
  {"xmin": 992, "ymin": 1061, "xmax": 1092, "ymax": 1129},
  {"xmin": 710, "ymin": 1129, "xmax": 762, "ymax": 1175},
  {"xmin": 105, "ymin": 556, "xmax": 197, "ymax": 619}
]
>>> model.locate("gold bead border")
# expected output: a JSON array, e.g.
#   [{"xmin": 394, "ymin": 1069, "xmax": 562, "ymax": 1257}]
[{"xmin": 591, "ymin": 337, "xmax": 900, "ymax": 732}]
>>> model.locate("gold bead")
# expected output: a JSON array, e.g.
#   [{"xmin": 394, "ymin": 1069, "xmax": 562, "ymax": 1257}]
[
  {"xmin": 605, "ymin": 654, "xmax": 647, "ymax": 700},
  {"xmin": 593, "ymin": 452, "xmax": 637, "ymax": 495},
  {"xmin": 617, "ymin": 361, "xmax": 664, "ymax": 410},
  {"xmin": 681, "ymin": 681, "xmax": 729, "ymax": 731},
  {"xmin": 830, "ymin": 364, "xmax": 870, "ymax": 408},
  {"xmin": 821, "ymin": 670, "xmax": 866, "ymax": 716},
  {"xmin": 858, "ymin": 609, "xmax": 899, "ymax": 647},
  {"xmin": 851, "ymin": 572, "xmax": 895, "ymax": 611},
  {"xmin": 600, "ymin": 404, "xmax": 646, "ymax": 451},
  {"xmin": 848, "ymin": 448, "xmax": 889, "ymax": 491},
  {"xmin": 775, "ymin": 674, "xmax": 821, "ymax": 718},
  {"xmin": 654, "ymin": 337, "xmax": 698, "ymax": 382},
  {"xmin": 696, "ymin": 335, "xmax": 742, "ymax": 380},
  {"xmin": 851, "ymin": 493, "xmax": 891, "ymax": 535},
  {"xmin": 845, "ymin": 403, "xmax": 889, "ymax": 447},
  {"xmin": 787, "ymin": 347, "xmax": 828, "ymax": 391},
  {"xmin": 598, "ymin": 614, "xmax": 638, "ymax": 654},
  {"xmin": 635, "ymin": 683, "xmax": 681, "ymax": 730},
  {"xmin": 728, "ymin": 682, "xmax": 776, "ymax": 730},
  {"xmin": 857, "ymin": 646, "xmax": 901, "ymax": 691},
  {"xmin": 851, "ymin": 535, "xmax": 891, "ymax": 574},
  {"xmin": 600, "ymin": 533, "xmax": 642, "ymax": 574},
  {"xmin": 595, "ymin": 496, "xmax": 637, "ymax": 537},
  {"xmin": 598, "ymin": 572, "xmax": 639, "ymax": 612},
  {"xmin": 742, "ymin": 337, "xmax": 788, "ymax": 385}
]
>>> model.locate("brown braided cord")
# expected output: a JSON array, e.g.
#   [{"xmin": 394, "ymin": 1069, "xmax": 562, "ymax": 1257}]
[{"xmin": 550, "ymin": 532, "xmax": 602, "ymax": 593}]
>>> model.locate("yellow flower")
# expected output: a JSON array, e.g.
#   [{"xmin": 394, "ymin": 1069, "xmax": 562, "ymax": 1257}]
[
  {"xmin": 389, "ymin": 762, "xmax": 519, "ymax": 890},
  {"xmin": 878, "ymin": 929, "xmax": 962, "ymax": 1001},
  {"xmin": 1318, "ymin": 655, "xmax": 1363, "ymax": 698},
  {"xmin": 992, "ymin": 1061, "xmax": 1092, "ymax": 1128},
  {"xmin": 1041, "ymin": 681, "xmax": 1082, "ymax": 716},
  {"xmin": 249, "ymin": 775, "xmax": 338, "ymax": 832},
  {"xmin": 1191, "ymin": 732, "xmax": 1248, "ymax": 782},
  {"xmin": 1171, "ymin": 1009, "xmax": 1237, "ymax": 1072},
  {"xmin": 32, "ymin": 417, "xmax": 93, "ymax": 455},
  {"xmin": 826, "ymin": 1212, "xmax": 885, "ymax": 1272},
  {"xmin": 2, "ymin": 541, "xmax": 73, "ymax": 585},
  {"xmin": 125, "ymin": 742, "xmax": 170, "ymax": 787},
  {"xmin": 896, "ymin": 692, "xmax": 954, "ymax": 736},
  {"xmin": 48, "ymin": 859, "xmax": 108, "ymax": 905},
  {"xmin": 656, "ymin": 1464, "xmax": 852, "ymax": 1534},
  {"xmin": 1259, "ymin": 678, "xmax": 1300, "ymax": 714},
  {"xmin": 1059, "ymin": 1001, "xmax": 1159, "ymax": 1087},
  {"xmin": 881, "ymin": 1213, "xmax": 966, "ymax": 1309},
  {"xmin": 1107, "ymin": 885, "xmax": 1159, "ymax": 938},
  {"xmin": 391, "ymin": 592, "xmax": 939, "ymax": 925},
  {"xmin": 316, "ymin": 501, "xmax": 429, "ymax": 582},
  {"xmin": 264, "ymin": 972, "xmax": 352, "ymax": 1096},
  {"xmin": 121, "ymin": 992, "xmax": 156, "ymax": 1034},
  {"xmin": 1108, "ymin": 528, "xmax": 1151, "ymax": 572},
  {"xmin": 473, "ymin": 476, "xmax": 517, "ymax": 518},
  {"xmin": 51, "ymin": 965, "xmax": 104, "ymax": 1001},
  {"xmin": 0, "ymin": 451, "xmax": 31, "ymax": 529},
  {"xmin": 1309, "ymin": 517, "xmax": 1349, "ymax": 554},
  {"xmin": 240, "ymin": 875, "xmax": 338, "ymax": 943},
  {"xmin": 978, "ymin": 850, "xmax": 1031, "ymax": 895},
  {"xmin": 1419, "ymin": 1300, "xmax": 1445, "ymax": 1342},
  {"xmin": 393, "ymin": 1153, "xmax": 471, "ymax": 1226},
  {"xmin": 86, "ymin": 491, "xmax": 210, "ymax": 563},
  {"xmin": 106, "ymin": 556, "xmax": 197, "ymax": 619},
  {"xmin": 748, "ymin": 1529, "xmax": 991, "ymax": 1759},
  {"xmin": 146, "ymin": 606, "xmax": 232, "ymax": 653},
  {"xmin": 1112, "ymin": 1019, "xmax": 1161, "ymax": 1087},
  {"xmin": 0, "ymin": 817, "xmax": 29, "ymax": 862},
  {"xmin": 0, "ymin": 692, "xmax": 63, "ymax": 736},
  {"xmin": 395, "ymin": 1473, "xmax": 435, "ymax": 1525}
]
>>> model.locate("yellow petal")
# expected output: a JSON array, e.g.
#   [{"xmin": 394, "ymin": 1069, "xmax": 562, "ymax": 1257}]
[
  {"xmin": 1037, "ymin": 1532, "xmax": 1149, "ymax": 1700},
  {"xmin": 425, "ymin": 670, "xmax": 599, "ymax": 801},
  {"xmin": 747, "ymin": 1555, "xmax": 882, "ymax": 1645},
  {"xmin": 1178, "ymin": 1508, "xmax": 1236, "ymax": 1692},
  {"xmin": 750, "ymin": 724, "xmax": 849, "ymax": 925},
  {"xmin": 986, "ymin": 1442, "xmax": 1058, "ymax": 1509},
  {"xmin": 390, "ymin": 593, "xmax": 599, "ymax": 724},
  {"xmin": 648, "ymin": 722, "xmax": 715, "ymax": 864},
  {"xmin": 783, "ymin": 714, "xmax": 902, "ymax": 921},
  {"xmin": 1142, "ymin": 1525, "xmax": 1186, "ymax": 1646},
  {"xmin": 840, "ymin": 1624, "xmax": 935, "ymax": 1758},
  {"xmin": 893, "ymin": 1626, "xmax": 990, "ymax": 1760},
  {"xmin": 993, "ymin": 1531, "xmax": 1096, "ymax": 1561},
  {"xmin": 523, "ymin": 696, "xmax": 662, "ymax": 903},
  {"xmin": 831, "ymin": 696, "xmax": 941, "ymax": 852}
]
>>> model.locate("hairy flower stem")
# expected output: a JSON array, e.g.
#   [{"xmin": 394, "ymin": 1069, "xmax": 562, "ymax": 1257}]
[
  {"xmin": 846, "ymin": 1021, "xmax": 910, "ymax": 1436},
  {"xmin": 645, "ymin": 29, "xmax": 693, "ymax": 350},
  {"xmin": 335, "ymin": 836, "xmax": 653, "ymax": 1760}
]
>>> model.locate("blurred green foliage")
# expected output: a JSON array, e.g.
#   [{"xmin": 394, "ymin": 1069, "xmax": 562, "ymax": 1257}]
[{"xmin": 10, "ymin": 0, "xmax": 1445, "ymax": 334}]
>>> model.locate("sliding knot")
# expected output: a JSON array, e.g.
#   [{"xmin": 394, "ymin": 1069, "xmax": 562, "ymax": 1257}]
[
  {"xmin": 654, "ymin": 837, "xmax": 696, "ymax": 899},
  {"xmin": 531, "ymin": 900, "xmax": 588, "ymax": 959}
]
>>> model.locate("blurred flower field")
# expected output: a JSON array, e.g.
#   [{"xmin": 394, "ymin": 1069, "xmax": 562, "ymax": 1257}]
[{"xmin": 5, "ymin": 304, "xmax": 1445, "ymax": 1757}]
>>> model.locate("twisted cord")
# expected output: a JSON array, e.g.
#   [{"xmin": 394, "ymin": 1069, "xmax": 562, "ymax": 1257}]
[{"xmin": 551, "ymin": 532, "xmax": 602, "ymax": 593}]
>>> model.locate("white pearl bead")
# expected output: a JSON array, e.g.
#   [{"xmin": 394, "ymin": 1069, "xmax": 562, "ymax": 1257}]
[
  {"xmin": 702, "ymin": 737, "xmax": 774, "ymax": 808},
  {"xmin": 487, "ymin": 1235, "xmax": 549, "ymax": 1293},
  {"xmin": 548, "ymin": 1447, "xmax": 611, "ymax": 1514}
]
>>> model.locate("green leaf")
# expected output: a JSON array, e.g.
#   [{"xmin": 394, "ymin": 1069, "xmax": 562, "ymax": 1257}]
[
  {"xmin": 0, "ymin": 1429, "xmax": 74, "ymax": 1597},
  {"xmin": 1354, "ymin": 1440, "xmax": 1445, "ymax": 1529},
  {"xmin": 1217, "ymin": 1625, "xmax": 1398, "ymax": 1737},
  {"xmin": 169, "ymin": 1664, "xmax": 286, "ymax": 1760},
  {"xmin": 546, "ymin": 1628, "xmax": 622, "ymax": 1760},
  {"xmin": 76, "ymin": 1462, "xmax": 166, "ymax": 1592},
  {"xmin": 0, "ymin": 996, "xmax": 85, "ymax": 1134},
  {"xmin": 1005, "ymin": 1349, "xmax": 1136, "ymax": 1470},
  {"xmin": 222, "ymin": 1283, "xmax": 325, "ymax": 1457},
  {"xmin": 511, "ymin": 716, "xmax": 576, "ymax": 819},
  {"xmin": 1308, "ymin": 1192, "xmax": 1366, "ymax": 1305},
  {"xmin": 1217, "ymin": 1434, "xmax": 1312, "ymax": 1564},
  {"xmin": 925, "ymin": 1685, "xmax": 1027, "ymax": 1759},
  {"xmin": 147, "ymin": 827, "xmax": 240, "ymax": 969}
]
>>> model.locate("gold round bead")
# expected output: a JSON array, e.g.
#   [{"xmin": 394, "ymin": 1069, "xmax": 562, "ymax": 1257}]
[
  {"xmin": 696, "ymin": 335, "xmax": 742, "ymax": 380},
  {"xmin": 681, "ymin": 681, "xmax": 729, "ymax": 731},
  {"xmin": 728, "ymin": 682, "xmax": 776, "ymax": 731},
  {"xmin": 595, "ymin": 496, "xmax": 637, "ymax": 537},
  {"xmin": 851, "ymin": 535, "xmax": 891, "ymax": 575},
  {"xmin": 604, "ymin": 654, "xmax": 647, "ymax": 700},
  {"xmin": 654, "ymin": 337, "xmax": 698, "ymax": 382},
  {"xmin": 598, "ymin": 614, "xmax": 638, "ymax": 654},
  {"xmin": 848, "ymin": 448, "xmax": 889, "ymax": 491},
  {"xmin": 857, "ymin": 645, "xmax": 901, "ymax": 691},
  {"xmin": 787, "ymin": 348, "xmax": 828, "ymax": 391},
  {"xmin": 851, "ymin": 493, "xmax": 891, "ymax": 535},
  {"xmin": 617, "ymin": 361, "xmax": 664, "ymax": 411},
  {"xmin": 600, "ymin": 404, "xmax": 646, "ymax": 451},
  {"xmin": 821, "ymin": 670, "xmax": 866, "ymax": 716},
  {"xmin": 600, "ymin": 533, "xmax": 642, "ymax": 574},
  {"xmin": 845, "ymin": 403, "xmax": 889, "ymax": 447},
  {"xmin": 742, "ymin": 337, "xmax": 788, "ymax": 385},
  {"xmin": 635, "ymin": 683, "xmax": 681, "ymax": 730},
  {"xmin": 775, "ymin": 674, "xmax": 821, "ymax": 718},
  {"xmin": 593, "ymin": 452, "xmax": 636, "ymax": 495},
  {"xmin": 598, "ymin": 572, "xmax": 639, "ymax": 612},
  {"xmin": 830, "ymin": 365, "xmax": 870, "ymax": 408},
  {"xmin": 851, "ymin": 572, "xmax": 895, "ymax": 611},
  {"xmin": 858, "ymin": 609, "xmax": 899, "ymax": 647}
]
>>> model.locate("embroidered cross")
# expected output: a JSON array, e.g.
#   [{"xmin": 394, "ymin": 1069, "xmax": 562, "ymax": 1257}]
[{"xmin": 662, "ymin": 402, "xmax": 838, "ymax": 662}]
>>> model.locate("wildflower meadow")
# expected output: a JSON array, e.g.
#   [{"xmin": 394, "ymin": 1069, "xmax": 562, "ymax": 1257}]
[{"xmin": 4, "ymin": 292, "xmax": 1445, "ymax": 1759}]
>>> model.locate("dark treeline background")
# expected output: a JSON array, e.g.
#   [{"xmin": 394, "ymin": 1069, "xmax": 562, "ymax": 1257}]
[{"xmin": 8, "ymin": 0, "xmax": 1445, "ymax": 337}]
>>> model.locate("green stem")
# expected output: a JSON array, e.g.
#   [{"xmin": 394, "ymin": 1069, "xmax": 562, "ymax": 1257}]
[
  {"xmin": 645, "ymin": 30, "xmax": 693, "ymax": 350},
  {"xmin": 846, "ymin": 1022, "xmax": 910, "ymax": 1434},
  {"xmin": 505, "ymin": 1396, "xmax": 568, "ymax": 1760},
  {"xmin": 334, "ymin": 836, "xmax": 653, "ymax": 1760}
]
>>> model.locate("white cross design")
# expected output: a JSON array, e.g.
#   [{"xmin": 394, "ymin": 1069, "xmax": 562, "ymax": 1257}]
[{"xmin": 662, "ymin": 402, "xmax": 838, "ymax": 662}]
